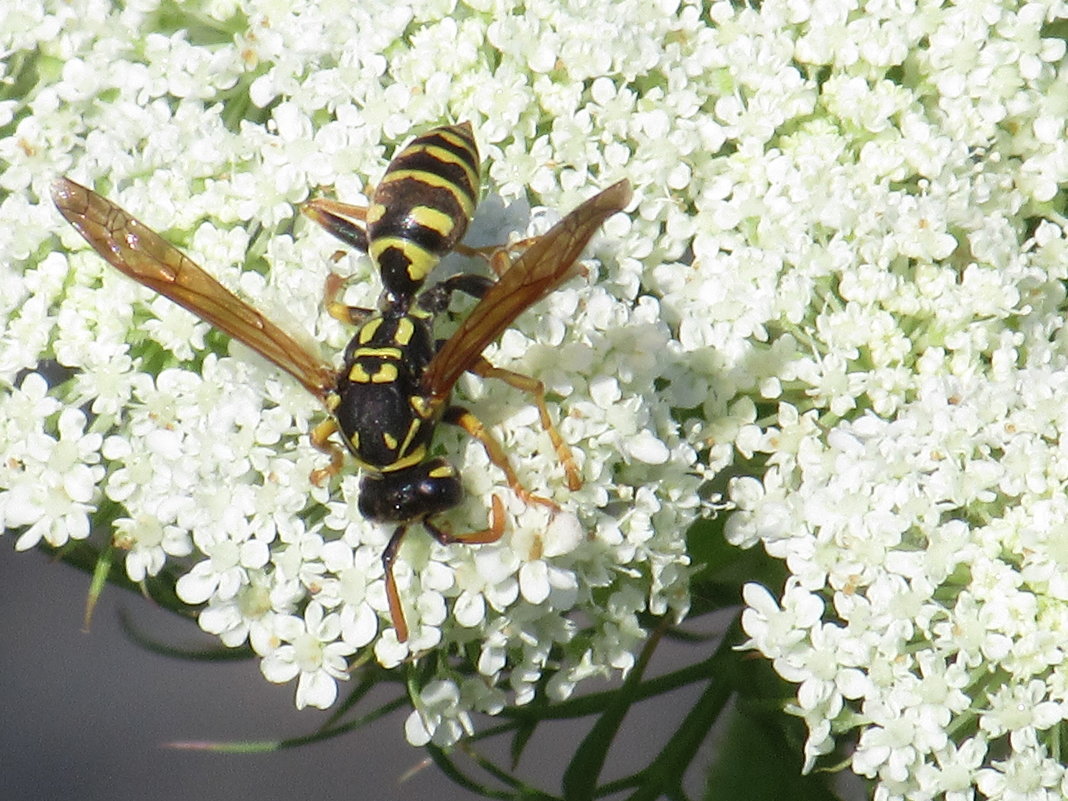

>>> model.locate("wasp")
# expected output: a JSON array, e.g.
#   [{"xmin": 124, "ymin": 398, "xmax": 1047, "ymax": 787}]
[{"xmin": 52, "ymin": 121, "xmax": 632, "ymax": 642}]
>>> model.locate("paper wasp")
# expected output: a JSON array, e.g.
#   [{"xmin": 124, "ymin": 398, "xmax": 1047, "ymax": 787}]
[{"xmin": 52, "ymin": 121, "xmax": 632, "ymax": 642}]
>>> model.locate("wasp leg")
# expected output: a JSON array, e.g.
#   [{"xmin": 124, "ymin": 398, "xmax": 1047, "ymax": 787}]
[
  {"xmin": 322, "ymin": 272, "xmax": 374, "ymax": 325},
  {"xmin": 424, "ymin": 236, "xmax": 575, "ymax": 309},
  {"xmin": 381, "ymin": 497, "xmax": 506, "ymax": 643},
  {"xmin": 443, "ymin": 406, "xmax": 559, "ymax": 510},
  {"xmin": 302, "ymin": 197, "xmax": 370, "ymax": 252},
  {"xmin": 382, "ymin": 524, "xmax": 412, "ymax": 642},
  {"xmin": 425, "ymin": 495, "xmax": 506, "ymax": 546},
  {"xmin": 453, "ymin": 242, "xmax": 488, "ymax": 259},
  {"xmin": 309, "ymin": 416, "xmax": 346, "ymax": 486},
  {"xmin": 418, "ymin": 272, "xmax": 494, "ymax": 314},
  {"xmin": 468, "ymin": 357, "xmax": 582, "ymax": 490},
  {"xmin": 453, "ymin": 242, "xmax": 506, "ymax": 273},
  {"xmin": 454, "ymin": 237, "xmax": 540, "ymax": 277}
]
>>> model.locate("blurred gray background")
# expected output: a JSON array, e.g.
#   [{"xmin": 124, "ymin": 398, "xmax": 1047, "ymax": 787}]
[{"xmin": 0, "ymin": 544, "xmax": 711, "ymax": 801}]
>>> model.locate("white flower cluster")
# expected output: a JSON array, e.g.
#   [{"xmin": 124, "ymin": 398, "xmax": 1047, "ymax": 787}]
[
  {"xmin": 8, "ymin": 0, "xmax": 1068, "ymax": 788},
  {"xmin": 1, "ymin": 0, "xmax": 707, "ymax": 741},
  {"xmin": 705, "ymin": 3, "xmax": 1068, "ymax": 801}
]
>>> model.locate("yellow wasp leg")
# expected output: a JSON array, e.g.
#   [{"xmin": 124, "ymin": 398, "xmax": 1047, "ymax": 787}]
[
  {"xmin": 309, "ymin": 417, "xmax": 346, "ymax": 486},
  {"xmin": 322, "ymin": 272, "xmax": 374, "ymax": 326},
  {"xmin": 443, "ymin": 406, "xmax": 559, "ymax": 510},
  {"xmin": 383, "ymin": 496, "xmax": 505, "ymax": 643},
  {"xmin": 454, "ymin": 237, "xmax": 540, "ymax": 277},
  {"xmin": 468, "ymin": 356, "xmax": 582, "ymax": 491}
]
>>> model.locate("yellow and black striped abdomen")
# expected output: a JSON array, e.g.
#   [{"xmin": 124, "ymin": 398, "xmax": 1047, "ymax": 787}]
[{"xmin": 367, "ymin": 123, "xmax": 480, "ymax": 298}]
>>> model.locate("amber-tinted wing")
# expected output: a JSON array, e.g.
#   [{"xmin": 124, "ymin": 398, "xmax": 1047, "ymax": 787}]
[
  {"xmin": 422, "ymin": 179, "xmax": 632, "ymax": 401},
  {"xmin": 52, "ymin": 177, "xmax": 336, "ymax": 401}
]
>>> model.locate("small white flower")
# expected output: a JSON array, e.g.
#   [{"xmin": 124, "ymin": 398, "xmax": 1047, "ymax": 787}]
[
  {"xmin": 4, "ymin": 408, "xmax": 104, "ymax": 550},
  {"xmin": 113, "ymin": 512, "xmax": 193, "ymax": 582},
  {"xmin": 175, "ymin": 521, "xmax": 271, "ymax": 606},
  {"xmin": 259, "ymin": 601, "xmax": 355, "ymax": 710},
  {"xmin": 198, "ymin": 570, "xmax": 298, "ymax": 653},
  {"xmin": 317, "ymin": 538, "xmax": 380, "ymax": 648},
  {"xmin": 404, "ymin": 679, "xmax": 472, "ymax": 748},
  {"xmin": 975, "ymin": 735, "xmax": 1065, "ymax": 801},
  {"xmin": 980, "ymin": 681, "xmax": 1064, "ymax": 749}
]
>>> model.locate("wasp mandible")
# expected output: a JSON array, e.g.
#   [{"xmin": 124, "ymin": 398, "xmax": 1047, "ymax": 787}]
[{"xmin": 53, "ymin": 122, "xmax": 632, "ymax": 642}]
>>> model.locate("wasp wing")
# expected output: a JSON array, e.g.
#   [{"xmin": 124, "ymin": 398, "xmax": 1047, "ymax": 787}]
[
  {"xmin": 421, "ymin": 179, "xmax": 632, "ymax": 401},
  {"xmin": 52, "ymin": 177, "xmax": 336, "ymax": 401}
]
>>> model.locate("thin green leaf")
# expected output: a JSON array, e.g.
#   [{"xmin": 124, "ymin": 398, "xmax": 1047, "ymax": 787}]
[
  {"xmin": 425, "ymin": 743, "xmax": 515, "ymax": 800},
  {"xmin": 624, "ymin": 675, "xmax": 731, "ymax": 801},
  {"xmin": 117, "ymin": 607, "xmax": 253, "ymax": 661},
  {"xmin": 508, "ymin": 715, "xmax": 538, "ymax": 769},
  {"xmin": 165, "ymin": 693, "xmax": 409, "ymax": 753},
  {"xmin": 561, "ymin": 626, "xmax": 664, "ymax": 801},
  {"xmin": 83, "ymin": 542, "xmax": 115, "ymax": 630},
  {"xmin": 458, "ymin": 741, "xmax": 561, "ymax": 801}
]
